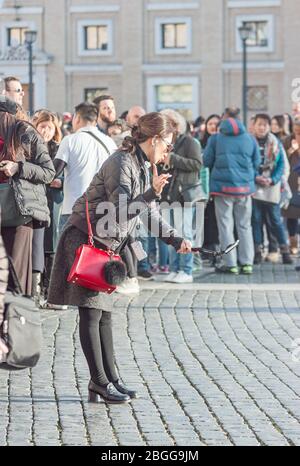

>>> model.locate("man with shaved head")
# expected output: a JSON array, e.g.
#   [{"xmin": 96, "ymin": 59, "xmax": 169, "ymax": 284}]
[{"xmin": 126, "ymin": 106, "xmax": 146, "ymax": 128}]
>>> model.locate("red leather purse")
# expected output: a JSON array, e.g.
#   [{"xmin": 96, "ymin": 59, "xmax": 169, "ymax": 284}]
[{"xmin": 67, "ymin": 197, "xmax": 126, "ymax": 294}]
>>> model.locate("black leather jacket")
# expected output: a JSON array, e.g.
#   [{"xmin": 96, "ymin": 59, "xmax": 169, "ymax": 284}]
[{"xmin": 70, "ymin": 146, "xmax": 183, "ymax": 252}]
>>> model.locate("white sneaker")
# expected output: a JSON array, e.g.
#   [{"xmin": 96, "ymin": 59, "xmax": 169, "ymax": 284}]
[
  {"xmin": 115, "ymin": 277, "xmax": 140, "ymax": 295},
  {"xmin": 171, "ymin": 271, "xmax": 193, "ymax": 284},
  {"xmin": 164, "ymin": 272, "xmax": 179, "ymax": 283}
]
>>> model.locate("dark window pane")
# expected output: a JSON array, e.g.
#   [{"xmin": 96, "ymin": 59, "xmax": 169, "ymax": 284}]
[
  {"xmin": 7, "ymin": 28, "xmax": 28, "ymax": 46},
  {"xmin": 162, "ymin": 23, "xmax": 187, "ymax": 49},
  {"xmin": 84, "ymin": 88, "xmax": 108, "ymax": 102},
  {"xmin": 243, "ymin": 21, "xmax": 268, "ymax": 47},
  {"xmin": 85, "ymin": 25, "xmax": 108, "ymax": 50},
  {"xmin": 247, "ymin": 86, "xmax": 268, "ymax": 111}
]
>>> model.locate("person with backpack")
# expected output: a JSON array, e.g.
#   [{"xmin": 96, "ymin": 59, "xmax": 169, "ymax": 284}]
[
  {"xmin": 53, "ymin": 102, "xmax": 117, "ymax": 234},
  {"xmin": 204, "ymin": 110, "xmax": 260, "ymax": 274}
]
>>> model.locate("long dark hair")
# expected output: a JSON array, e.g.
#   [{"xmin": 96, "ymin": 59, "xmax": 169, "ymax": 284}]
[
  {"xmin": 201, "ymin": 114, "xmax": 221, "ymax": 148},
  {"xmin": 121, "ymin": 112, "xmax": 177, "ymax": 153},
  {"xmin": 0, "ymin": 98, "xmax": 34, "ymax": 161},
  {"xmin": 271, "ymin": 114, "xmax": 288, "ymax": 139}
]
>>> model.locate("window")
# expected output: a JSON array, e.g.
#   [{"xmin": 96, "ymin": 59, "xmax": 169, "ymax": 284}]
[
  {"xmin": 236, "ymin": 15, "xmax": 274, "ymax": 53},
  {"xmin": 156, "ymin": 84, "xmax": 193, "ymax": 120},
  {"xmin": 161, "ymin": 23, "xmax": 187, "ymax": 49},
  {"xmin": 7, "ymin": 27, "xmax": 29, "ymax": 46},
  {"xmin": 84, "ymin": 26, "xmax": 108, "ymax": 51},
  {"xmin": 78, "ymin": 20, "xmax": 113, "ymax": 56},
  {"xmin": 247, "ymin": 86, "xmax": 268, "ymax": 112},
  {"xmin": 84, "ymin": 88, "xmax": 108, "ymax": 102},
  {"xmin": 243, "ymin": 21, "xmax": 268, "ymax": 47},
  {"xmin": 155, "ymin": 17, "xmax": 192, "ymax": 54}
]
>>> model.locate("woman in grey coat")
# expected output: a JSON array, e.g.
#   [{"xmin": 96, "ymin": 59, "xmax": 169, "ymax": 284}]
[{"xmin": 48, "ymin": 112, "xmax": 192, "ymax": 404}]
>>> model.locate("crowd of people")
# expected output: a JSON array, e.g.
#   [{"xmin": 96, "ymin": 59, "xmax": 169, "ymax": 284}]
[
  {"xmin": 1, "ymin": 75, "xmax": 300, "ymax": 403},
  {"xmin": 1, "ymin": 76, "xmax": 300, "ymax": 302}
]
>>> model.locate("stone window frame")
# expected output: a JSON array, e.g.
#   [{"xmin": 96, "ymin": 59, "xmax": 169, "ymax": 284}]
[
  {"xmin": 235, "ymin": 14, "xmax": 274, "ymax": 53},
  {"xmin": 154, "ymin": 16, "xmax": 192, "ymax": 55},
  {"xmin": 2, "ymin": 20, "xmax": 36, "ymax": 50},
  {"xmin": 77, "ymin": 19, "xmax": 113, "ymax": 57},
  {"xmin": 146, "ymin": 76, "xmax": 199, "ymax": 119}
]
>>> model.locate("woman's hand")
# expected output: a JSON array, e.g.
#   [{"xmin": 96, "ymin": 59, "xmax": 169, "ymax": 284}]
[
  {"xmin": 152, "ymin": 164, "xmax": 172, "ymax": 196},
  {"xmin": 177, "ymin": 239, "xmax": 192, "ymax": 254},
  {"xmin": 0, "ymin": 161, "xmax": 19, "ymax": 177},
  {"xmin": 0, "ymin": 338, "xmax": 8, "ymax": 363},
  {"xmin": 50, "ymin": 178, "xmax": 62, "ymax": 189},
  {"xmin": 291, "ymin": 139, "xmax": 300, "ymax": 153}
]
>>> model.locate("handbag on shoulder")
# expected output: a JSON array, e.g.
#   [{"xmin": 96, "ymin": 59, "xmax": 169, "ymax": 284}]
[
  {"xmin": 67, "ymin": 196, "xmax": 126, "ymax": 294},
  {"xmin": 0, "ymin": 180, "xmax": 32, "ymax": 227},
  {"xmin": 0, "ymin": 258, "xmax": 42, "ymax": 371}
]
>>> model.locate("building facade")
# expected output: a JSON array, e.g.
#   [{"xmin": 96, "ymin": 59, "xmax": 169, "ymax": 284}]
[{"xmin": 0, "ymin": 0, "xmax": 299, "ymax": 120}]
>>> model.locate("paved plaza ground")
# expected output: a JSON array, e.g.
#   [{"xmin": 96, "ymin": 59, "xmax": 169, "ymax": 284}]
[{"xmin": 1, "ymin": 262, "xmax": 300, "ymax": 446}]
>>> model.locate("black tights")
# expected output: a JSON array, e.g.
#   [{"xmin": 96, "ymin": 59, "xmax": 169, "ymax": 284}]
[{"xmin": 78, "ymin": 307, "xmax": 118, "ymax": 386}]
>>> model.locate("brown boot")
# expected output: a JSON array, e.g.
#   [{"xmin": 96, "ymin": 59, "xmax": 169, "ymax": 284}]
[{"xmin": 289, "ymin": 236, "xmax": 298, "ymax": 255}]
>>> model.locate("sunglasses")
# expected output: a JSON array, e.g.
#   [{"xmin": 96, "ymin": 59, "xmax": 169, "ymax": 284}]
[{"xmin": 160, "ymin": 137, "xmax": 174, "ymax": 152}]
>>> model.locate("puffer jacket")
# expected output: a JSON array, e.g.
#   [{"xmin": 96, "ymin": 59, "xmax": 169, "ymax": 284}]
[
  {"xmin": 0, "ymin": 116, "xmax": 56, "ymax": 227},
  {"xmin": 204, "ymin": 118, "xmax": 260, "ymax": 196},
  {"xmin": 70, "ymin": 146, "xmax": 183, "ymax": 252}
]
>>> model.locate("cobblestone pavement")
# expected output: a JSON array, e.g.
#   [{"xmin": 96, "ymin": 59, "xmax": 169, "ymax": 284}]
[{"xmin": 1, "ymin": 264, "xmax": 300, "ymax": 446}]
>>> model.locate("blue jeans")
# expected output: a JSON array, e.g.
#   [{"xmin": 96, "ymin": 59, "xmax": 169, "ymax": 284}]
[
  {"xmin": 158, "ymin": 239, "xmax": 169, "ymax": 267},
  {"xmin": 252, "ymin": 200, "xmax": 288, "ymax": 248},
  {"xmin": 138, "ymin": 236, "xmax": 151, "ymax": 273},
  {"xmin": 169, "ymin": 207, "xmax": 194, "ymax": 275}
]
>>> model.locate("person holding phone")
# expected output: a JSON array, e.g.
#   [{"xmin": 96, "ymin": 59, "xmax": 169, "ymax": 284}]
[{"xmin": 48, "ymin": 112, "xmax": 192, "ymax": 405}]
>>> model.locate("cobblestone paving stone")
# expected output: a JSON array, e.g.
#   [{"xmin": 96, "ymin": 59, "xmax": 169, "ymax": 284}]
[{"xmin": 1, "ymin": 264, "xmax": 300, "ymax": 446}]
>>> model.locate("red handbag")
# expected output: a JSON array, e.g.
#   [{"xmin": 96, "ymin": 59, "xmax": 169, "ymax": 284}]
[{"xmin": 67, "ymin": 197, "xmax": 126, "ymax": 294}]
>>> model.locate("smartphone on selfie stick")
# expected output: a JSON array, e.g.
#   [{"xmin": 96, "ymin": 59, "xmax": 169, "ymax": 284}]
[{"xmin": 191, "ymin": 240, "xmax": 239, "ymax": 257}]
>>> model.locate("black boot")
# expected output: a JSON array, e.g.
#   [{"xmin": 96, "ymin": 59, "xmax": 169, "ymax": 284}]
[
  {"xmin": 282, "ymin": 252, "xmax": 293, "ymax": 264},
  {"xmin": 280, "ymin": 245, "xmax": 293, "ymax": 264},
  {"xmin": 254, "ymin": 246, "xmax": 263, "ymax": 265},
  {"xmin": 113, "ymin": 380, "xmax": 138, "ymax": 399},
  {"xmin": 88, "ymin": 380, "xmax": 131, "ymax": 404}
]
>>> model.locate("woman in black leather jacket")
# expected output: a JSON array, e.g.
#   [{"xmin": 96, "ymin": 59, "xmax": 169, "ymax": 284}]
[{"xmin": 48, "ymin": 112, "xmax": 192, "ymax": 405}]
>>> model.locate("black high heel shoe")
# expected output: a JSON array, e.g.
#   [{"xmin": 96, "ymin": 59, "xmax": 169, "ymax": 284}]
[
  {"xmin": 88, "ymin": 380, "xmax": 131, "ymax": 404},
  {"xmin": 113, "ymin": 380, "xmax": 138, "ymax": 399}
]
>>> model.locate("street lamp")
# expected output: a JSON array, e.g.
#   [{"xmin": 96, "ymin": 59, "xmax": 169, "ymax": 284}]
[
  {"xmin": 24, "ymin": 30, "xmax": 37, "ymax": 116},
  {"xmin": 238, "ymin": 24, "xmax": 251, "ymax": 126}
]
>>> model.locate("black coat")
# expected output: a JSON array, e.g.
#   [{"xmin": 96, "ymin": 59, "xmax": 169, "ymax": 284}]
[
  {"xmin": 160, "ymin": 134, "xmax": 203, "ymax": 204},
  {"xmin": 70, "ymin": 146, "xmax": 183, "ymax": 252},
  {"xmin": 12, "ymin": 123, "xmax": 55, "ymax": 227}
]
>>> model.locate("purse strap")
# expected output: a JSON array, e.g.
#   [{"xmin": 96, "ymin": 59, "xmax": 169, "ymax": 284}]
[
  {"xmin": 85, "ymin": 196, "xmax": 95, "ymax": 247},
  {"xmin": 82, "ymin": 131, "xmax": 110, "ymax": 156}
]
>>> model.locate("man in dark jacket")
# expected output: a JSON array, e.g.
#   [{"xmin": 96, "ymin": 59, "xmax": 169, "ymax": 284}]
[{"xmin": 204, "ymin": 116, "xmax": 260, "ymax": 274}]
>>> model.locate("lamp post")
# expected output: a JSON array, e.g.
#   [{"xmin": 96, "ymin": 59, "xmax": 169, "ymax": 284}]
[
  {"xmin": 24, "ymin": 30, "xmax": 37, "ymax": 116},
  {"xmin": 238, "ymin": 24, "xmax": 251, "ymax": 126}
]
